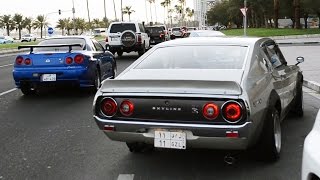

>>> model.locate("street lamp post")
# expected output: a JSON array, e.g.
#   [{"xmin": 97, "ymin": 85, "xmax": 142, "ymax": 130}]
[
  {"xmin": 86, "ymin": 0, "xmax": 91, "ymax": 30},
  {"xmin": 72, "ymin": 0, "xmax": 76, "ymax": 35},
  {"xmin": 121, "ymin": 0, "xmax": 123, "ymax": 21},
  {"xmin": 104, "ymin": 0, "xmax": 107, "ymax": 28}
]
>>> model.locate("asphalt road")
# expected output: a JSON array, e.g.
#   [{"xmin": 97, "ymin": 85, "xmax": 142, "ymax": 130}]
[{"xmin": 0, "ymin": 51, "xmax": 320, "ymax": 180}]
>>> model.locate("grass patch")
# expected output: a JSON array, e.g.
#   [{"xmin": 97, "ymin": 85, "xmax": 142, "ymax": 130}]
[
  {"xmin": 94, "ymin": 35, "xmax": 106, "ymax": 41},
  {"xmin": 0, "ymin": 41, "xmax": 38, "ymax": 50},
  {"xmin": 221, "ymin": 28, "xmax": 320, "ymax": 37}
]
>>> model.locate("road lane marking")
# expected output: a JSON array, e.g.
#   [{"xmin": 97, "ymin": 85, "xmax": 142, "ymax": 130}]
[
  {"xmin": 0, "ymin": 63, "xmax": 13, "ymax": 68},
  {"xmin": 0, "ymin": 88, "xmax": 17, "ymax": 97},
  {"xmin": 117, "ymin": 174, "xmax": 134, "ymax": 180}
]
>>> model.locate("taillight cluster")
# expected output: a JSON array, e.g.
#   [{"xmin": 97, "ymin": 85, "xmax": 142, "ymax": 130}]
[
  {"xmin": 100, "ymin": 98, "xmax": 134, "ymax": 117},
  {"xmin": 15, "ymin": 56, "xmax": 32, "ymax": 65},
  {"xmin": 137, "ymin": 34, "xmax": 142, "ymax": 44},
  {"xmin": 65, "ymin": 54, "xmax": 84, "ymax": 65},
  {"xmin": 106, "ymin": 36, "xmax": 108, "ymax": 43},
  {"xmin": 202, "ymin": 101, "xmax": 243, "ymax": 123}
]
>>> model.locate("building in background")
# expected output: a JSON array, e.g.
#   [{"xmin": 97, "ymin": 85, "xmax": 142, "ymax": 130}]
[{"xmin": 194, "ymin": 0, "xmax": 219, "ymax": 28}]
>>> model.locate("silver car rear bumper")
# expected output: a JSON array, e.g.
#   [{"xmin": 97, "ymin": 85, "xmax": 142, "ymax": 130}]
[{"xmin": 94, "ymin": 116, "xmax": 252, "ymax": 150}]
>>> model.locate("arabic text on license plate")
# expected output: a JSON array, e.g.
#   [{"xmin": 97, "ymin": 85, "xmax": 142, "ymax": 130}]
[
  {"xmin": 41, "ymin": 74, "xmax": 56, "ymax": 81},
  {"xmin": 154, "ymin": 130, "xmax": 186, "ymax": 149},
  {"xmin": 112, "ymin": 37, "xmax": 119, "ymax": 41}
]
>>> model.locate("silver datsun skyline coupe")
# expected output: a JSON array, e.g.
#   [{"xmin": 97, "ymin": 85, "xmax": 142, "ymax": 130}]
[{"xmin": 93, "ymin": 37, "xmax": 304, "ymax": 161}]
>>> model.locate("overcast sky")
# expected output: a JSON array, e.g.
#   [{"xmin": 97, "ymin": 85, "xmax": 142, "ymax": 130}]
[{"xmin": 1, "ymin": 0, "xmax": 194, "ymax": 27}]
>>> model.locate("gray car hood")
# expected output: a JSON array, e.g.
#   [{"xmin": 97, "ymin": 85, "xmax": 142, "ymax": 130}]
[{"xmin": 101, "ymin": 69, "xmax": 243, "ymax": 95}]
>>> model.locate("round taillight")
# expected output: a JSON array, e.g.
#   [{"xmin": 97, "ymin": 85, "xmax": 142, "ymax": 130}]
[
  {"xmin": 203, "ymin": 103, "xmax": 219, "ymax": 120},
  {"xmin": 24, "ymin": 58, "xmax": 31, "ymax": 65},
  {"xmin": 66, "ymin": 57, "xmax": 73, "ymax": 64},
  {"xmin": 16, "ymin": 56, "xmax": 24, "ymax": 65},
  {"xmin": 74, "ymin": 54, "xmax": 84, "ymax": 64},
  {"xmin": 101, "ymin": 98, "xmax": 117, "ymax": 117},
  {"xmin": 222, "ymin": 101, "xmax": 243, "ymax": 123},
  {"xmin": 120, "ymin": 100, "xmax": 134, "ymax": 116}
]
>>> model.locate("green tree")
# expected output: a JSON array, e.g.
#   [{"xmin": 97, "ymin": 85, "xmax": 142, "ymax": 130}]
[
  {"xmin": 13, "ymin": 14, "xmax": 24, "ymax": 39},
  {"xmin": 23, "ymin": 17, "xmax": 33, "ymax": 34},
  {"xmin": 122, "ymin": 6, "xmax": 135, "ymax": 21},
  {"xmin": 92, "ymin": 18, "xmax": 101, "ymax": 28},
  {"xmin": 0, "ymin": 15, "xmax": 14, "ymax": 36},
  {"xmin": 33, "ymin": 15, "xmax": 48, "ymax": 38},
  {"xmin": 74, "ymin": 18, "xmax": 87, "ymax": 35},
  {"xmin": 102, "ymin": 17, "xmax": 109, "ymax": 28},
  {"xmin": 56, "ymin": 19, "xmax": 66, "ymax": 35}
]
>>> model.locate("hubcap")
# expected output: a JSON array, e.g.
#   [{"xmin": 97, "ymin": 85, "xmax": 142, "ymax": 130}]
[{"xmin": 273, "ymin": 112, "xmax": 281, "ymax": 153}]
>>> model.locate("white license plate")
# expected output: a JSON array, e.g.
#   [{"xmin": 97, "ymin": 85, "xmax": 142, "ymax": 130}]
[
  {"xmin": 154, "ymin": 130, "xmax": 186, "ymax": 149},
  {"xmin": 41, "ymin": 74, "xmax": 56, "ymax": 81},
  {"xmin": 111, "ymin": 37, "xmax": 119, "ymax": 41}
]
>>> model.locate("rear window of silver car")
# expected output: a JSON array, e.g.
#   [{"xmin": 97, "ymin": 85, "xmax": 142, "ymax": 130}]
[
  {"xmin": 135, "ymin": 46, "xmax": 248, "ymax": 69},
  {"xmin": 34, "ymin": 38, "xmax": 86, "ymax": 52}
]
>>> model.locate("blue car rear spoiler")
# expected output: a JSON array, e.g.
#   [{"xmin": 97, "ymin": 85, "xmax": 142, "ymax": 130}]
[{"xmin": 18, "ymin": 43, "xmax": 83, "ymax": 53}]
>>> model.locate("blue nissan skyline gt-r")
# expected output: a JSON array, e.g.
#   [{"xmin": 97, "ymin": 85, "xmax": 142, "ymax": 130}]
[{"xmin": 13, "ymin": 36, "xmax": 116, "ymax": 95}]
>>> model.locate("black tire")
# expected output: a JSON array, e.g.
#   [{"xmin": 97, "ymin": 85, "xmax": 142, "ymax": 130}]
[
  {"xmin": 110, "ymin": 51, "xmax": 116, "ymax": 55},
  {"xmin": 126, "ymin": 142, "xmax": 153, "ymax": 153},
  {"xmin": 20, "ymin": 84, "xmax": 35, "ymax": 96},
  {"xmin": 117, "ymin": 51, "xmax": 123, "ymax": 57},
  {"xmin": 255, "ymin": 107, "xmax": 281, "ymax": 162},
  {"xmin": 138, "ymin": 44, "xmax": 146, "ymax": 56},
  {"xmin": 93, "ymin": 70, "xmax": 101, "ymax": 91},
  {"xmin": 291, "ymin": 79, "xmax": 303, "ymax": 117}
]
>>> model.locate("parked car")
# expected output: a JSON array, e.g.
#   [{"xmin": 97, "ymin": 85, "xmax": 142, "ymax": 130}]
[
  {"xmin": 13, "ymin": 36, "xmax": 116, "ymax": 95},
  {"xmin": 171, "ymin": 27, "xmax": 183, "ymax": 38},
  {"xmin": 93, "ymin": 37, "xmax": 304, "ymax": 161},
  {"xmin": 145, "ymin": 26, "xmax": 166, "ymax": 45},
  {"xmin": 106, "ymin": 22, "xmax": 150, "ymax": 57},
  {"xmin": 188, "ymin": 30, "xmax": 226, "ymax": 38},
  {"xmin": 302, "ymin": 109, "xmax": 320, "ymax": 180},
  {"xmin": 0, "ymin": 36, "xmax": 14, "ymax": 44},
  {"xmin": 21, "ymin": 34, "xmax": 37, "ymax": 42}
]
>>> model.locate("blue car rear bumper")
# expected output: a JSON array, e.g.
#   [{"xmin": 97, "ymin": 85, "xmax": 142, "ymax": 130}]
[{"xmin": 13, "ymin": 66, "xmax": 95, "ymax": 88}]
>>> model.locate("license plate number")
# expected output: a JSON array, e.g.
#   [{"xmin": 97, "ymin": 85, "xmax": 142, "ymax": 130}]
[
  {"xmin": 154, "ymin": 130, "xmax": 186, "ymax": 149},
  {"xmin": 111, "ymin": 37, "xmax": 119, "ymax": 41},
  {"xmin": 41, "ymin": 74, "xmax": 56, "ymax": 81}
]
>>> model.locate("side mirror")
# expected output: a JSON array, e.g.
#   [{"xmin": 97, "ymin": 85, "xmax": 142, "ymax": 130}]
[
  {"xmin": 170, "ymin": 34, "xmax": 176, "ymax": 40},
  {"xmin": 295, "ymin": 56, "xmax": 304, "ymax": 65}
]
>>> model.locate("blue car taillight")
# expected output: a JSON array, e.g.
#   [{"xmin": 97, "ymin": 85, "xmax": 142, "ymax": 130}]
[
  {"xmin": 74, "ymin": 54, "xmax": 84, "ymax": 64},
  {"xmin": 15, "ymin": 56, "xmax": 23, "ymax": 65}
]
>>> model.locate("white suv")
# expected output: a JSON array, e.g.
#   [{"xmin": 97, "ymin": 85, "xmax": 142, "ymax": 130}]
[
  {"xmin": 106, "ymin": 22, "xmax": 150, "ymax": 56},
  {"xmin": 21, "ymin": 34, "xmax": 37, "ymax": 42}
]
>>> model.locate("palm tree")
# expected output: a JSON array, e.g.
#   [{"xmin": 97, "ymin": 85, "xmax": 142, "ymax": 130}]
[
  {"xmin": 185, "ymin": 8, "xmax": 194, "ymax": 26},
  {"xmin": 161, "ymin": 1, "xmax": 166, "ymax": 24},
  {"xmin": 102, "ymin": 17, "xmax": 109, "ymax": 28},
  {"xmin": 168, "ymin": 8, "xmax": 174, "ymax": 27},
  {"xmin": 174, "ymin": 5, "xmax": 183, "ymax": 25},
  {"xmin": 23, "ymin": 17, "xmax": 33, "ymax": 34},
  {"xmin": 113, "ymin": 0, "xmax": 117, "ymax": 20},
  {"xmin": 33, "ymin": 15, "xmax": 48, "ymax": 38},
  {"xmin": 145, "ymin": 0, "xmax": 149, "ymax": 23},
  {"xmin": 178, "ymin": 0, "xmax": 186, "ymax": 25},
  {"xmin": 74, "ymin": 18, "xmax": 87, "ymax": 34},
  {"xmin": 122, "ymin": 6, "xmax": 135, "ymax": 21},
  {"xmin": 92, "ymin": 18, "xmax": 101, "ymax": 28},
  {"xmin": 154, "ymin": 0, "xmax": 158, "ymax": 24},
  {"xmin": 148, "ymin": 0, "xmax": 154, "ymax": 23},
  {"xmin": 56, "ymin": 19, "xmax": 66, "ymax": 35},
  {"xmin": 13, "ymin": 14, "xmax": 24, "ymax": 40},
  {"xmin": 0, "ymin": 15, "xmax": 14, "ymax": 36},
  {"xmin": 64, "ymin": 18, "xmax": 73, "ymax": 35},
  {"xmin": 274, "ymin": 0, "xmax": 280, "ymax": 28}
]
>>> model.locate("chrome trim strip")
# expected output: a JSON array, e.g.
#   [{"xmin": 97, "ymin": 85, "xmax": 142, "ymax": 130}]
[{"xmin": 94, "ymin": 116, "xmax": 252, "ymax": 129}]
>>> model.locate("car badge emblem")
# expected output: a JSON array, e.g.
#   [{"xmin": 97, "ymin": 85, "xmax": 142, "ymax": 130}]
[{"xmin": 45, "ymin": 59, "xmax": 51, "ymax": 63}]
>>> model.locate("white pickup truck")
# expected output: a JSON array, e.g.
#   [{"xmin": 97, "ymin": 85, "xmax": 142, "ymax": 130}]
[{"xmin": 106, "ymin": 22, "xmax": 150, "ymax": 56}]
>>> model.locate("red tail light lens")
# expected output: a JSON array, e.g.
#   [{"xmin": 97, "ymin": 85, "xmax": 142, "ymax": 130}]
[
  {"xmin": 106, "ymin": 36, "xmax": 108, "ymax": 42},
  {"xmin": 74, "ymin": 54, "xmax": 84, "ymax": 64},
  {"xmin": 203, "ymin": 103, "xmax": 219, "ymax": 120},
  {"xmin": 65, "ymin": 57, "xmax": 73, "ymax": 64},
  {"xmin": 24, "ymin": 58, "xmax": 32, "ymax": 65},
  {"xmin": 101, "ymin": 98, "xmax": 117, "ymax": 117},
  {"xmin": 16, "ymin": 56, "xmax": 24, "ymax": 65},
  {"xmin": 137, "ymin": 34, "xmax": 142, "ymax": 44},
  {"xmin": 222, "ymin": 101, "xmax": 243, "ymax": 123},
  {"xmin": 120, "ymin": 100, "xmax": 134, "ymax": 116}
]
